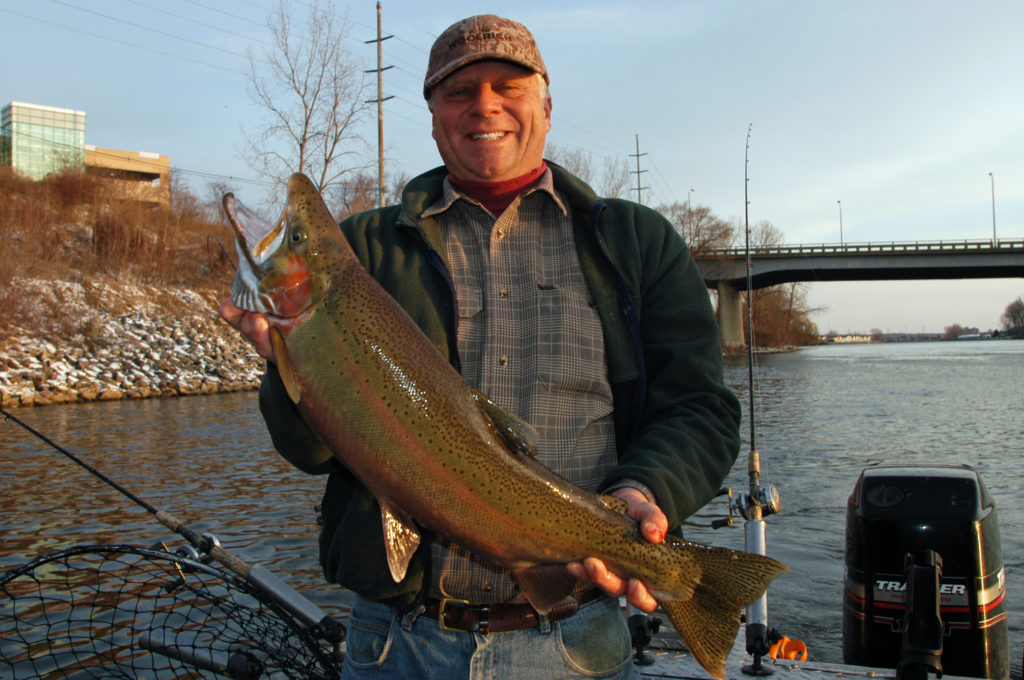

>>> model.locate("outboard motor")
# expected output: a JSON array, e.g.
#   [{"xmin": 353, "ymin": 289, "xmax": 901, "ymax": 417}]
[{"xmin": 843, "ymin": 463, "xmax": 1008, "ymax": 679}]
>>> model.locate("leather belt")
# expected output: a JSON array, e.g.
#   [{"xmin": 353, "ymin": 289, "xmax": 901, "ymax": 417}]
[{"xmin": 422, "ymin": 588, "xmax": 604, "ymax": 634}]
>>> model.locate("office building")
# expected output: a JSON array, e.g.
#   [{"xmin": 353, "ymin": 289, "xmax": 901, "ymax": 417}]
[{"xmin": 1, "ymin": 101, "xmax": 86, "ymax": 180}]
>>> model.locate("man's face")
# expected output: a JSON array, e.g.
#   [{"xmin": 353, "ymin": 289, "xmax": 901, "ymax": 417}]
[{"xmin": 430, "ymin": 61, "xmax": 551, "ymax": 183}]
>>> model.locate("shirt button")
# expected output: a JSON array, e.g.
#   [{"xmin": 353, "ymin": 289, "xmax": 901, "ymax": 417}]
[
  {"xmin": 498, "ymin": 355, "xmax": 509, "ymax": 367},
  {"xmin": 495, "ymin": 229, "xmax": 505, "ymax": 239},
  {"xmin": 498, "ymin": 289, "xmax": 509, "ymax": 298}
]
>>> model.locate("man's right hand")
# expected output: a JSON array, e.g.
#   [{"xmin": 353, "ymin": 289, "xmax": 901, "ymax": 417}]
[{"xmin": 220, "ymin": 298, "xmax": 275, "ymax": 363}]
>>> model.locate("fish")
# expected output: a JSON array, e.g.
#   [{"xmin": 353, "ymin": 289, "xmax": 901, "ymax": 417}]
[{"xmin": 223, "ymin": 173, "xmax": 787, "ymax": 679}]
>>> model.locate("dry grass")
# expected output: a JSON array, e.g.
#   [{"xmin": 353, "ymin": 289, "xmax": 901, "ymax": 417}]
[{"xmin": 0, "ymin": 167, "xmax": 237, "ymax": 341}]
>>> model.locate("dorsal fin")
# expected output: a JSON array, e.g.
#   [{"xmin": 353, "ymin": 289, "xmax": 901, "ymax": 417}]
[{"xmin": 471, "ymin": 390, "xmax": 537, "ymax": 458}]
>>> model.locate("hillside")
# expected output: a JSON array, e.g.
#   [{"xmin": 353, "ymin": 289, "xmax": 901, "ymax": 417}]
[
  {"xmin": 0, "ymin": 277, "xmax": 263, "ymax": 408},
  {"xmin": 0, "ymin": 168, "xmax": 264, "ymax": 408}
]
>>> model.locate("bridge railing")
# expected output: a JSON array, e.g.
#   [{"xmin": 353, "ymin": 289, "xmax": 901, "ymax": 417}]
[{"xmin": 707, "ymin": 237, "xmax": 1024, "ymax": 257}]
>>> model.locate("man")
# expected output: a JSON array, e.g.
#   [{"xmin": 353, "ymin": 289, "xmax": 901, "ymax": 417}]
[{"xmin": 221, "ymin": 14, "xmax": 740, "ymax": 680}]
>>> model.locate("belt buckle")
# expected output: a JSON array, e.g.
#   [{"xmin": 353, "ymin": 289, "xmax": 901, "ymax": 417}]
[{"xmin": 437, "ymin": 596, "xmax": 471, "ymax": 633}]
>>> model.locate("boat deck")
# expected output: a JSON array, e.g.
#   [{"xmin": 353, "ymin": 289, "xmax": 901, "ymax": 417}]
[{"xmin": 638, "ymin": 635, "xmax": 967, "ymax": 680}]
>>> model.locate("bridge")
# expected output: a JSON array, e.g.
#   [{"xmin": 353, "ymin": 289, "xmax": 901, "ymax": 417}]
[{"xmin": 695, "ymin": 238, "xmax": 1024, "ymax": 350}]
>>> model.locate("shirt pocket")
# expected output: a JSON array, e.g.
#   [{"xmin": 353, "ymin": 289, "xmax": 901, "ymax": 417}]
[
  {"xmin": 536, "ymin": 285, "xmax": 612, "ymax": 404},
  {"xmin": 455, "ymin": 284, "xmax": 482, "ymax": 320}
]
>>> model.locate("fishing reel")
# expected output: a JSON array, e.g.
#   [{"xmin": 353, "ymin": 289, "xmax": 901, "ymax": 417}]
[
  {"xmin": 710, "ymin": 485, "xmax": 781, "ymax": 529},
  {"xmin": 735, "ymin": 485, "xmax": 782, "ymax": 521}
]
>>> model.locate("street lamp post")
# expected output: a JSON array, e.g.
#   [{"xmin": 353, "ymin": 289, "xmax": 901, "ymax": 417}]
[
  {"xmin": 837, "ymin": 200, "xmax": 844, "ymax": 245},
  {"xmin": 687, "ymin": 188, "xmax": 695, "ymax": 234},
  {"xmin": 989, "ymin": 172, "xmax": 997, "ymax": 245}
]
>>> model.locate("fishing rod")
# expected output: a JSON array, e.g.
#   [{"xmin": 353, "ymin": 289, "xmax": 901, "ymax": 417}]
[
  {"xmin": 737, "ymin": 124, "xmax": 782, "ymax": 676},
  {"xmin": 0, "ymin": 405, "xmax": 345, "ymax": 652}
]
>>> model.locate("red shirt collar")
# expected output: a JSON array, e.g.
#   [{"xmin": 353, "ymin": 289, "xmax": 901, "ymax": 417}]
[{"xmin": 448, "ymin": 162, "xmax": 548, "ymax": 215}]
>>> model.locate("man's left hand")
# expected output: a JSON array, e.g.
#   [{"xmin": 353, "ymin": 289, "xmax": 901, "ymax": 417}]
[{"xmin": 566, "ymin": 487, "xmax": 669, "ymax": 612}]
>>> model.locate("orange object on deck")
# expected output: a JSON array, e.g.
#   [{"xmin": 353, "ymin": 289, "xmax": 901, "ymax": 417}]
[{"xmin": 768, "ymin": 635, "xmax": 808, "ymax": 662}]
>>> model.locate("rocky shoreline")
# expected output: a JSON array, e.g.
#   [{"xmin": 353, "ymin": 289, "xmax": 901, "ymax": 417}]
[
  {"xmin": 0, "ymin": 280, "xmax": 264, "ymax": 408},
  {"xmin": 0, "ymin": 313, "xmax": 263, "ymax": 408}
]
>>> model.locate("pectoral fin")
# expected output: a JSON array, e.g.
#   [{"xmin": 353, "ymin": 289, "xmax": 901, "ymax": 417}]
[
  {"xmin": 380, "ymin": 502, "xmax": 421, "ymax": 583},
  {"xmin": 270, "ymin": 327, "xmax": 301, "ymax": 404},
  {"xmin": 472, "ymin": 391, "xmax": 537, "ymax": 458},
  {"xmin": 512, "ymin": 564, "xmax": 581, "ymax": 615}
]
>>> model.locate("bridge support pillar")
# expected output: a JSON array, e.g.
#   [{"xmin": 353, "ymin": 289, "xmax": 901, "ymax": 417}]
[{"xmin": 717, "ymin": 281, "xmax": 745, "ymax": 353}]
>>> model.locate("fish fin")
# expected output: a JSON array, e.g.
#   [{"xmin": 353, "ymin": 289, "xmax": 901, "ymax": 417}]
[
  {"xmin": 660, "ymin": 588, "xmax": 739, "ymax": 680},
  {"xmin": 655, "ymin": 538, "xmax": 788, "ymax": 679},
  {"xmin": 380, "ymin": 502, "xmax": 421, "ymax": 583},
  {"xmin": 599, "ymin": 495, "xmax": 630, "ymax": 515},
  {"xmin": 270, "ymin": 327, "xmax": 301, "ymax": 404},
  {"xmin": 512, "ymin": 565, "xmax": 580, "ymax": 615},
  {"xmin": 472, "ymin": 391, "xmax": 538, "ymax": 458},
  {"xmin": 663, "ymin": 535, "xmax": 789, "ymax": 606}
]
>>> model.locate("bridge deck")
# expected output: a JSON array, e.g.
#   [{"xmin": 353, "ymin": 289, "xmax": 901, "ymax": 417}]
[{"xmin": 699, "ymin": 238, "xmax": 1024, "ymax": 290}]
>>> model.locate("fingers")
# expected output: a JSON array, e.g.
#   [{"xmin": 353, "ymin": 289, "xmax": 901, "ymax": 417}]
[
  {"xmin": 636, "ymin": 501, "xmax": 668, "ymax": 544},
  {"xmin": 566, "ymin": 558, "xmax": 658, "ymax": 612},
  {"xmin": 565, "ymin": 489, "xmax": 670, "ymax": 612},
  {"xmin": 609, "ymin": 488, "xmax": 669, "ymax": 544},
  {"xmin": 219, "ymin": 298, "xmax": 275, "ymax": 362},
  {"xmin": 219, "ymin": 298, "xmax": 244, "ymax": 329}
]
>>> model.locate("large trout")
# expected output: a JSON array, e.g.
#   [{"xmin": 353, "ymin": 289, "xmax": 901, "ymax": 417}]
[{"xmin": 224, "ymin": 173, "xmax": 786, "ymax": 679}]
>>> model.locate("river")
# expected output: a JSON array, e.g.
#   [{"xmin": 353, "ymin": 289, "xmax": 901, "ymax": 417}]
[{"xmin": 1, "ymin": 340, "xmax": 1021, "ymax": 675}]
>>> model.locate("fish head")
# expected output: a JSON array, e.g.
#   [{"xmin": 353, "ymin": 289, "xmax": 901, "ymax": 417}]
[{"xmin": 224, "ymin": 173, "xmax": 347, "ymax": 318}]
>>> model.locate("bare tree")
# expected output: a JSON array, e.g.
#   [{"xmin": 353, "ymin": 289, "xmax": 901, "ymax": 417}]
[
  {"xmin": 545, "ymin": 144, "xmax": 593, "ymax": 184},
  {"xmin": 599, "ymin": 155, "xmax": 630, "ymax": 198},
  {"xmin": 742, "ymin": 219, "xmax": 785, "ymax": 249},
  {"xmin": 545, "ymin": 144, "xmax": 633, "ymax": 199},
  {"xmin": 658, "ymin": 202, "xmax": 734, "ymax": 258},
  {"xmin": 1000, "ymin": 296, "xmax": 1024, "ymax": 331},
  {"xmin": 242, "ymin": 0, "xmax": 372, "ymax": 198},
  {"xmin": 329, "ymin": 169, "xmax": 410, "ymax": 220},
  {"xmin": 736, "ymin": 219, "xmax": 822, "ymax": 347}
]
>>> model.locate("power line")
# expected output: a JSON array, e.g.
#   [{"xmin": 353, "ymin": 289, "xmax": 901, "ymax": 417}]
[
  {"xmin": 118, "ymin": 0, "xmax": 272, "ymax": 47},
  {"xmin": 181, "ymin": 0, "xmax": 265, "ymax": 27},
  {"xmin": 51, "ymin": 0, "xmax": 252, "ymax": 61},
  {"xmin": 0, "ymin": 8, "xmax": 247, "ymax": 75}
]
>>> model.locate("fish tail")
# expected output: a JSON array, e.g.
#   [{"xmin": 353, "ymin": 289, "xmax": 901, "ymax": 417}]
[
  {"xmin": 656, "ymin": 540, "xmax": 788, "ymax": 679},
  {"xmin": 660, "ymin": 590, "xmax": 737, "ymax": 680}
]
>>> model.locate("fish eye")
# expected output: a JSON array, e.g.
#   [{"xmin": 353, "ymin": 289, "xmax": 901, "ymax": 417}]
[{"xmin": 290, "ymin": 229, "xmax": 307, "ymax": 245}]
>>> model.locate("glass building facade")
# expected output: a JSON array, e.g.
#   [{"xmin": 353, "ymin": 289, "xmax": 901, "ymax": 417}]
[{"xmin": 1, "ymin": 101, "xmax": 87, "ymax": 179}]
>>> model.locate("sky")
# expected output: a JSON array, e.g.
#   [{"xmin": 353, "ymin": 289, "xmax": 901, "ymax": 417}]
[{"xmin": 3, "ymin": 0, "xmax": 1022, "ymax": 334}]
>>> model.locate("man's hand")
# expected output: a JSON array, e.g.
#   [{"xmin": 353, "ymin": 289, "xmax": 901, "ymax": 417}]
[
  {"xmin": 219, "ymin": 299, "xmax": 275, "ymax": 363},
  {"xmin": 566, "ymin": 487, "xmax": 669, "ymax": 612}
]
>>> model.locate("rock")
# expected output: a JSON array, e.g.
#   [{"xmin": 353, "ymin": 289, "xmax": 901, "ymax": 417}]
[
  {"xmin": 0, "ymin": 285, "xmax": 264, "ymax": 408},
  {"xmin": 99, "ymin": 387, "xmax": 125, "ymax": 401}
]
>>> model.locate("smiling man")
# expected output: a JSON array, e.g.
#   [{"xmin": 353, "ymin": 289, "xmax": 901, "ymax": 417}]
[{"xmin": 221, "ymin": 14, "xmax": 740, "ymax": 680}]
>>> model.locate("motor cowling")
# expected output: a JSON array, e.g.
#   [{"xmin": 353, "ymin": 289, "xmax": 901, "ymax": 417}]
[{"xmin": 843, "ymin": 463, "xmax": 1008, "ymax": 679}]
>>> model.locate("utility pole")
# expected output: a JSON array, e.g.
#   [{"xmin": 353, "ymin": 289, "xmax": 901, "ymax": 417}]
[
  {"xmin": 365, "ymin": 2, "xmax": 394, "ymax": 207},
  {"xmin": 629, "ymin": 134, "xmax": 649, "ymax": 204}
]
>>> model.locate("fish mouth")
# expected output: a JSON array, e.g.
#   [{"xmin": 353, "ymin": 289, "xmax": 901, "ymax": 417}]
[{"xmin": 223, "ymin": 193, "xmax": 287, "ymax": 315}]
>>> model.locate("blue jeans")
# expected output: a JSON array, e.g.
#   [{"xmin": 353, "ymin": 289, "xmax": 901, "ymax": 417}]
[{"xmin": 340, "ymin": 594, "xmax": 639, "ymax": 679}]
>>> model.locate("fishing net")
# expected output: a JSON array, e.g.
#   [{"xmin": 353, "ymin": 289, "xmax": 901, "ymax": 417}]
[{"xmin": 0, "ymin": 544, "xmax": 344, "ymax": 679}]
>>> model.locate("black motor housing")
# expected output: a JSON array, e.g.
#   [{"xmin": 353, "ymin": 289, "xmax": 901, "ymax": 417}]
[{"xmin": 843, "ymin": 463, "xmax": 1008, "ymax": 679}]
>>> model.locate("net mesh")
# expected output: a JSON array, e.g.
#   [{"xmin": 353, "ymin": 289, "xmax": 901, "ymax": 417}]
[{"xmin": 1, "ymin": 544, "xmax": 343, "ymax": 679}]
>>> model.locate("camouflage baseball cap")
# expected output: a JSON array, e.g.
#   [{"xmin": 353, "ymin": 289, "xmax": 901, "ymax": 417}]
[{"xmin": 424, "ymin": 14, "xmax": 548, "ymax": 98}]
